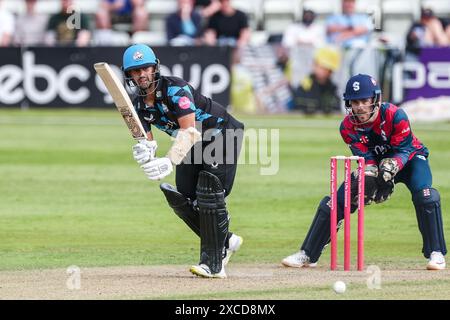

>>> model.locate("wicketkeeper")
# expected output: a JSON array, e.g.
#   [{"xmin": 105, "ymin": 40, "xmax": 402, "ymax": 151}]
[
  {"xmin": 122, "ymin": 44, "xmax": 244, "ymax": 278},
  {"xmin": 282, "ymin": 74, "xmax": 447, "ymax": 270}
]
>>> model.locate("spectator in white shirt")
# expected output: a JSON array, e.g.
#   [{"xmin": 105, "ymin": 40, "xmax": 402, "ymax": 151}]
[
  {"xmin": 0, "ymin": 0, "xmax": 15, "ymax": 47},
  {"xmin": 282, "ymin": 9, "xmax": 325, "ymax": 49},
  {"xmin": 14, "ymin": 0, "xmax": 49, "ymax": 46}
]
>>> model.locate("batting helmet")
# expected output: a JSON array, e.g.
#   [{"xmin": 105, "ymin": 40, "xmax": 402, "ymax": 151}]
[
  {"xmin": 122, "ymin": 44, "xmax": 160, "ymax": 93},
  {"xmin": 122, "ymin": 44, "xmax": 158, "ymax": 72}
]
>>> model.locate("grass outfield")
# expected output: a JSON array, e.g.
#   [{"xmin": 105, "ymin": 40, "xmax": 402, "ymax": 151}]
[{"xmin": 0, "ymin": 109, "xmax": 449, "ymax": 299}]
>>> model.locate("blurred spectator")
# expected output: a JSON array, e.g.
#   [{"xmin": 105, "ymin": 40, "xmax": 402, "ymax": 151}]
[
  {"xmin": 194, "ymin": 0, "xmax": 221, "ymax": 18},
  {"xmin": 446, "ymin": 22, "xmax": 450, "ymax": 42},
  {"xmin": 45, "ymin": 0, "xmax": 91, "ymax": 47},
  {"xmin": 282, "ymin": 9, "xmax": 325, "ymax": 49},
  {"xmin": 326, "ymin": 0, "xmax": 373, "ymax": 48},
  {"xmin": 203, "ymin": 0, "xmax": 250, "ymax": 47},
  {"xmin": 14, "ymin": 0, "xmax": 48, "ymax": 46},
  {"xmin": 292, "ymin": 47, "xmax": 341, "ymax": 114},
  {"xmin": 0, "ymin": 0, "xmax": 15, "ymax": 47},
  {"xmin": 166, "ymin": 0, "xmax": 203, "ymax": 46},
  {"xmin": 406, "ymin": 8, "xmax": 449, "ymax": 55},
  {"xmin": 96, "ymin": 0, "xmax": 148, "ymax": 34}
]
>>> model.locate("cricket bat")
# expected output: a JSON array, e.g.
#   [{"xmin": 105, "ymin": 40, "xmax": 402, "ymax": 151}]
[{"xmin": 94, "ymin": 62, "xmax": 147, "ymax": 141}]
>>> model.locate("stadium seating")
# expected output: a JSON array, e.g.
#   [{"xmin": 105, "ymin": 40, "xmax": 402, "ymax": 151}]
[
  {"xmin": 2, "ymin": 0, "xmax": 100, "ymax": 15},
  {"xmin": 92, "ymin": 29, "xmax": 131, "ymax": 46},
  {"xmin": 146, "ymin": 0, "xmax": 178, "ymax": 33},
  {"xmin": 2, "ymin": 0, "xmax": 450, "ymax": 48},
  {"xmin": 131, "ymin": 31, "xmax": 167, "ymax": 46},
  {"xmin": 249, "ymin": 30, "xmax": 270, "ymax": 46},
  {"xmin": 232, "ymin": 0, "xmax": 263, "ymax": 30},
  {"xmin": 381, "ymin": 0, "xmax": 421, "ymax": 48},
  {"xmin": 262, "ymin": 0, "xmax": 301, "ymax": 33},
  {"xmin": 421, "ymin": 0, "xmax": 450, "ymax": 17},
  {"xmin": 74, "ymin": 0, "xmax": 100, "ymax": 14},
  {"xmin": 302, "ymin": 0, "xmax": 340, "ymax": 18}
]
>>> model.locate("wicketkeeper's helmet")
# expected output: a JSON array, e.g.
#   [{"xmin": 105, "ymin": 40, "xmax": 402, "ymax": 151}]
[
  {"xmin": 343, "ymin": 74, "xmax": 382, "ymax": 124},
  {"xmin": 343, "ymin": 74, "xmax": 381, "ymax": 104}
]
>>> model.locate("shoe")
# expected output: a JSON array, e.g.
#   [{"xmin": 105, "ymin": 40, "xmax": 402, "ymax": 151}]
[
  {"xmin": 281, "ymin": 250, "xmax": 317, "ymax": 268},
  {"xmin": 190, "ymin": 264, "xmax": 227, "ymax": 279},
  {"xmin": 222, "ymin": 234, "xmax": 243, "ymax": 266},
  {"xmin": 427, "ymin": 251, "xmax": 446, "ymax": 270}
]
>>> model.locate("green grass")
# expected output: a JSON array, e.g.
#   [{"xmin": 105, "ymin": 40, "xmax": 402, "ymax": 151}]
[{"xmin": 0, "ymin": 108, "xmax": 449, "ymax": 273}]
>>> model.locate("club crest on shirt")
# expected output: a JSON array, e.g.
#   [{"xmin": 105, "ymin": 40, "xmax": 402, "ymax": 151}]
[{"xmin": 360, "ymin": 135, "xmax": 369, "ymax": 144}]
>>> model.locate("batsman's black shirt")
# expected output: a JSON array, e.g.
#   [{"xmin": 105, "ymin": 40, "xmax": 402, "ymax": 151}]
[{"xmin": 133, "ymin": 76, "xmax": 238, "ymax": 136}]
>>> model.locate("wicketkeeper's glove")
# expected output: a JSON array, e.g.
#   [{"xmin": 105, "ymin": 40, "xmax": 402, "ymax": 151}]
[
  {"xmin": 351, "ymin": 164, "xmax": 378, "ymax": 206},
  {"xmin": 374, "ymin": 158, "xmax": 399, "ymax": 204},
  {"xmin": 374, "ymin": 179, "xmax": 394, "ymax": 204},
  {"xmin": 378, "ymin": 158, "xmax": 400, "ymax": 183}
]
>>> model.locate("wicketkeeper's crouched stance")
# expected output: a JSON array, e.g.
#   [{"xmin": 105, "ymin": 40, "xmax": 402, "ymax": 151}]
[
  {"xmin": 283, "ymin": 74, "xmax": 447, "ymax": 270},
  {"xmin": 122, "ymin": 44, "xmax": 244, "ymax": 278}
]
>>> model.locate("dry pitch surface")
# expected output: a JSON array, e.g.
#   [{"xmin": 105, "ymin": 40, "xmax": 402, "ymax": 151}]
[{"xmin": 1, "ymin": 263, "xmax": 449, "ymax": 300}]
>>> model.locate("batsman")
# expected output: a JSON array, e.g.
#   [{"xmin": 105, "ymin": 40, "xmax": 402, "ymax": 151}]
[
  {"xmin": 121, "ymin": 44, "xmax": 244, "ymax": 278},
  {"xmin": 282, "ymin": 74, "xmax": 447, "ymax": 270}
]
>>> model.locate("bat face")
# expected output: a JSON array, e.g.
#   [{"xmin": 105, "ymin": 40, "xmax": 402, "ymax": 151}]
[{"xmin": 94, "ymin": 62, "xmax": 147, "ymax": 141}]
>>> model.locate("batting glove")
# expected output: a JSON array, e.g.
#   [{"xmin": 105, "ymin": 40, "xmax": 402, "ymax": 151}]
[
  {"xmin": 132, "ymin": 140, "xmax": 158, "ymax": 165},
  {"xmin": 141, "ymin": 157, "xmax": 173, "ymax": 181}
]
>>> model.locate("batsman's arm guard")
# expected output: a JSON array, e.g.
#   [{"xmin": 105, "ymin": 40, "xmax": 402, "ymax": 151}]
[{"xmin": 166, "ymin": 127, "xmax": 202, "ymax": 165}]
